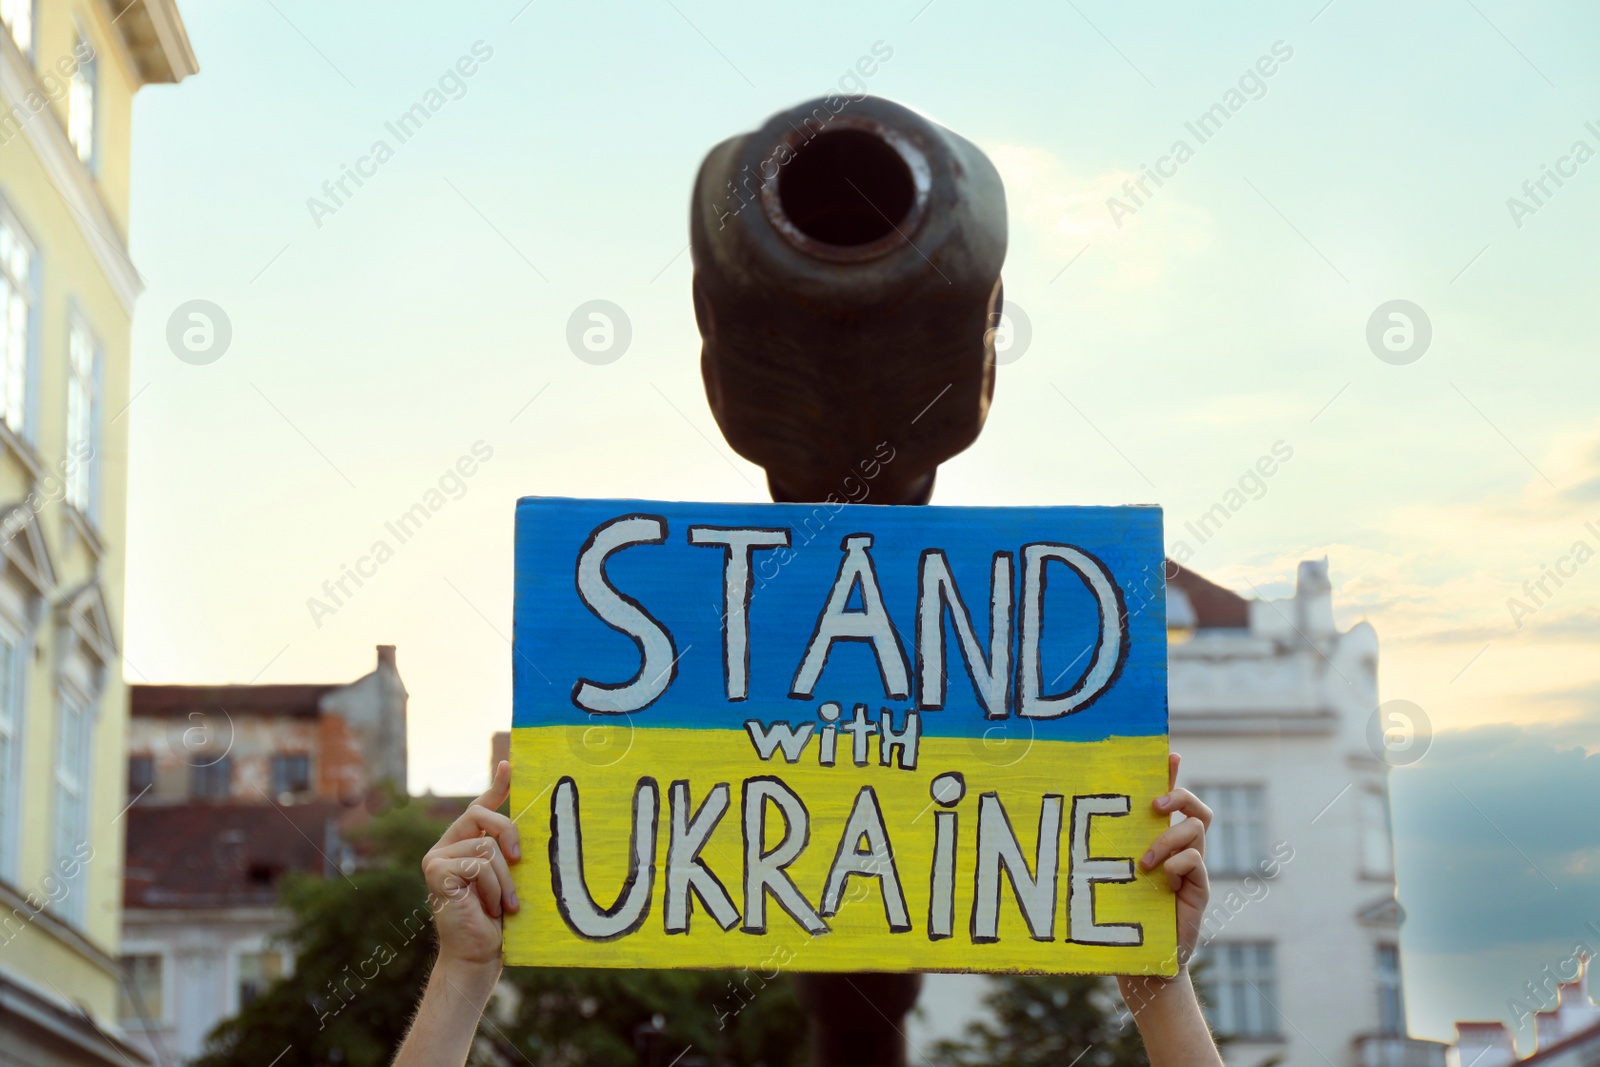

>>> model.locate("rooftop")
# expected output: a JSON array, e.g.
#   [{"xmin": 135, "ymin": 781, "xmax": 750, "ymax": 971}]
[
  {"xmin": 123, "ymin": 802, "xmax": 344, "ymax": 909},
  {"xmin": 1167, "ymin": 561, "xmax": 1251, "ymax": 629}
]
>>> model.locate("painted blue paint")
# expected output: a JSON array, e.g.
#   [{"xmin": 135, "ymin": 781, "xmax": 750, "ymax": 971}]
[{"xmin": 513, "ymin": 497, "xmax": 1167, "ymax": 743}]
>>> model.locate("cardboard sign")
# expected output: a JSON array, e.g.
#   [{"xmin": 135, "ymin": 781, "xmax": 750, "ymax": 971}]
[{"xmin": 506, "ymin": 497, "xmax": 1174, "ymax": 976}]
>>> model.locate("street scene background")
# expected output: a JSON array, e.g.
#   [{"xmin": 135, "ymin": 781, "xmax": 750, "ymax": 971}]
[{"xmin": 112, "ymin": 0, "xmax": 1600, "ymax": 1046}]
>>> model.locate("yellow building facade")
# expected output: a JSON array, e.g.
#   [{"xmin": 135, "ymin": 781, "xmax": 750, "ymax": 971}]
[{"xmin": 0, "ymin": 1, "xmax": 193, "ymax": 1062}]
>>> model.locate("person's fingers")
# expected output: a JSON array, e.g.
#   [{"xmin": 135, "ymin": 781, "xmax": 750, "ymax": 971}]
[
  {"xmin": 1153, "ymin": 786, "xmax": 1212, "ymax": 829},
  {"xmin": 426, "ymin": 839, "xmax": 503, "ymax": 892},
  {"xmin": 451, "ymin": 854, "xmax": 503, "ymax": 918},
  {"xmin": 480, "ymin": 759, "xmax": 512, "ymax": 810},
  {"xmin": 1168, "ymin": 752, "xmax": 1181, "ymax": 793},
  {"xmin": 475, "ymin": 836, "xmax": 519, "ymax": 914},
  {"xmin": 458, "ymin": 760, "xmax": 512, "ymax": 823},
  {"xmin": 1163, "ymin": 846, "xmax": 1209, "ymax": 895},
  {"xmin": 426, "ymin": 851, "xmax": 505, "ymax": 918},
  {"xmin": 1139, "ymin": 816, "xmax": 1205, "ymax": 870},
  {"xmin": 424, "ymin": 844, "xmax": 494, "ymax": 903},
  {"xmin": 438, "ymin": 804, "xmax": 522, "ymax": 860},
  {"xmin": 436, "ymin": 763, "xmax": 522, "ymax": 860},
  {"xmin": 426, "ymin": 838, "xmax": 520, "ymax": 913},
  {"xmin": 423, "ymin": 852, "xmax": 481, "ymax": 909}
]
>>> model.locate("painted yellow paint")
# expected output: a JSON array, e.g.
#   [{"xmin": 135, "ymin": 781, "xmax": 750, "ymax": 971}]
[{"xmin": 506, "ymin": 726, "xmax": 1176, "ymax": 975}]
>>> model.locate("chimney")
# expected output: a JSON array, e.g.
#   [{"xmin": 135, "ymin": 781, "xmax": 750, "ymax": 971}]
[
  {"xmin": 1294, "ymin": 558, "xmax": 1336, "ymax": 636},
  {"xmin": 491, "ymin": 731, "xmax": 510, "ymax": 778},
  {"xmin": 373, "ymin": 645, "xmax": 407, "ymax": 795}
]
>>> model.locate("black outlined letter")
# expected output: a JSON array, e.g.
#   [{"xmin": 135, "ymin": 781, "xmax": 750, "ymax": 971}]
[
  {"xmin": 665, "ymin": 781, "xmax": 740, "ymax": 933},
  {"xmin": 971, "ymin": 791, "xmax": 1063, "ymax": 942},
  {"xmin": 917, "ymin": 550, "xmax": 1013, "ymax": 718},
  {"xmin": 572, "ymin": 515, "xmax": 676, "ymax": 714},
  {"xmin": 742, "ymin": 777, "xmax": 827, "ymax": 935},
  {"xmin": 1066, "ymin": 794, "xmax": 1142, "ymax": 946},
  {"xmin": 688, "ymin": 526, "xmax": 791, "ymax": 700},
  {"xmin": 791, "ymin": 535, "xmax": 910, "ymax": 700},
  {"xmin": 820, "ymin": 786, "xmax": 911, "ymax": 933},
  {"xmin": 550, "ymin": 776, "xmax": 658, "ymax": 940},
  {"xmin": 1017, "ymin": 544, "xmax": 1126, "ymax": 719},
  {"xmin": 744, "ymin": 721, "xmax": 816, "ymax": 763},
  {"xmin": 927, "ymin": 772, "xmax": 965, "ymax": 940}
]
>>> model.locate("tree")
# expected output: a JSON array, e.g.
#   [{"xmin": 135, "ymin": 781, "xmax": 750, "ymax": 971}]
[
  {"xmin": 494, "ymin": 963, "xmax": 804, "ymax": 1067},
  {"xmin": 193, "ymin": 797, "xmax": 806, "ymax": 1067},
  {"xmin": 193, "ymin": 799, "xmax": 452, "ymax": 1067},
  {"xmin": 929, "ymin": 974, "xmax": 1148, "ymax": 1067}
]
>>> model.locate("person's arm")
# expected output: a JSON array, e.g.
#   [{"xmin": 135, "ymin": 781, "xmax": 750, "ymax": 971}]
[
  {"xmin": 393, "ymin": 760, "xmax": 522, "ymax": 1067},
  {"xmin": 1116, "ymin": 752, "xmax": 1225, "ymax": 1067}
]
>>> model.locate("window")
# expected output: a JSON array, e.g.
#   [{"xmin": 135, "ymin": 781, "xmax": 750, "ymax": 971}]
[
  {"xmin": 237, "ymin": 949, "xmax": 284, "ymax": 1009},
  {"xmin": 0, "ymin": 631, "xmax": 18, "ymax": 878},
  {"xmin": 1193, "ymin": 785, "xmax": 1266, "ymax": 875},
  {"xmin": 1377, "ymin": 944, "xmax": 1404, "ymax": 1035},
  {"xmin": 0, "ymin": 0, "xmax": 31, "ymax": 56},
  {"xmin": 53, "ymin": 692, "xmax": 91, "ymax": 923},
  {"xmin": 190, "ymin": 756, "xmax": 231, "ymax": 799},
  {"xmin": 1196, "ymin": 941, "xmax": 1282, "ymax": 1039},
  {"xmin": 271, "ymin": 753, "xmax": 311, "ymax": 797},
  {"xmin": 127, "ymin": 754, "xmax": 153, "ymax": 800},
  {"xmin": 66, "ymin": 314, "xmax": 100, "ymax": 518},
  {"xmin": 1360, "ymin": 785, "xmax": 1394, "ymax": 878},
  {"xmin": 118, "ymin": 953, "xmax": 164, "ymax": 1024},
  {"xmin": 0, "ymin": 206, "xmax": 33, "ymax": 436},
  {"xmin": 67, "ymin": 31, "xmax": 95, "ymax": 167}
]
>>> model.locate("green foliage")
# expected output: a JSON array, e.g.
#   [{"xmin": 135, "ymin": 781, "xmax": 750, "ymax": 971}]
[
  {"xmin": 494, "ymin": 965, "xmax": 806, "ymax": 1067},
  {"xmin": 193, "ymin": 799, "xmax": 449, "ymax": 1067},
  {"xmin": 929, "ymin": 974, "xmax": 1147, "ymax": 1067},
  {"xmin": 192, "ymin": 798, "xmax": 806, "ymax": 1067}
]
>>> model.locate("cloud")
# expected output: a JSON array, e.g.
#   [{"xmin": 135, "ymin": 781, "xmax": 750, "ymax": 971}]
[
  {"xmin": 976, "ymin": 142, "xmax": 1214, "ymax": 296},
  {"xmin": 1536, "ymin": 680, "xmax": 1600, "ymax": 708},
  {"xmin": 1392, "ymin": 721, "xmax": 1600, "ymax": 1040},
  {"xmin": 1404, "ymin": 608, "xmax": 1600, "ymax": 648},
  {"xmin": 982, "ymin": 144, "xmax": 1118, "ymax": 245},
  {"xmin": 1515, "ymin": 609, "xmax": 1600, "ymax": 642},
  {"xmin": 1556, "ymin": 435, "xmax": 1600, "ymax": 505},
  {"xmin": 1561, "ymin": 474, "xmax": 1600, "ymax": 503},
  {"xmin": 1204, "ymin": 429, "xmax": 1600, "ymax": 656}
]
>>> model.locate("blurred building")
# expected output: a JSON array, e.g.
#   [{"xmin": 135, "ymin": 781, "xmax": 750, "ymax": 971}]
[
  {"xmin": 490, "ymin": 728, "xmax": 508, "ymax": 774},
  {"xmin": 118, "ymin": 646, "xmax": 406, "ymax": 1063},
  {"xmin": 1169, "ymin": 559, "xmax": 1443, "ymax": 1067},
  {"xmin": 0, "ymin": 1, "xmax": 194, "ymax": 1065},
  {"xmin": 914, "ymin": 559, "xmax": 1445, "ymax": 1067},
  {"xmin": 1451, "ymin": 963, "xmax": 1599, "ymax": 1067}
]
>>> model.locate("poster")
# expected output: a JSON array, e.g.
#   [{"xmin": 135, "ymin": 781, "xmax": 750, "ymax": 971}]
[{"xmin": 506, "ymin": 496, "xmax": 1174, "ymax": 976}]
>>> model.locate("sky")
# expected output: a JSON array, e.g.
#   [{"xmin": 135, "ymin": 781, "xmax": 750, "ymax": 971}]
[{"xmin": 121, "ymin": 0, "xmax": 1600, "ymax": 1044}]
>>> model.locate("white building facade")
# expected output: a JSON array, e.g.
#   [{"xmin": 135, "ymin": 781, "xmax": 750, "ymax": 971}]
[
  {"xmin": 913, "ymin": 559, "xmax": 1446, "ymax": 1067},
  {"xmin": 1169, "ymin": 559, "xmax": 1442, "ymax": 1067}
]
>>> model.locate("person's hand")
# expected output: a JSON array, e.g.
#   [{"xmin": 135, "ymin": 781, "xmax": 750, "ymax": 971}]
[
  {"xmin": 421, "ymin": 760, "xmax": 522, "ymax": 977},
  {"xmin": 1139, "ymin": 752, "xmax": 1212, "ymax": 967},
  {"xmin": 394, "ymin": 762, "xmax": 523, "ymax": 1066},
  {"xmin": 1113, "ymin": 752, "xmax": 1225, "ymax": 1067}
]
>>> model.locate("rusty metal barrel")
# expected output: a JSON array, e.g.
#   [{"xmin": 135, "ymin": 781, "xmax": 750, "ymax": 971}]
[{"xmin": 690, "ymin": 95, "xmax": 1008, "ymax": 506}]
